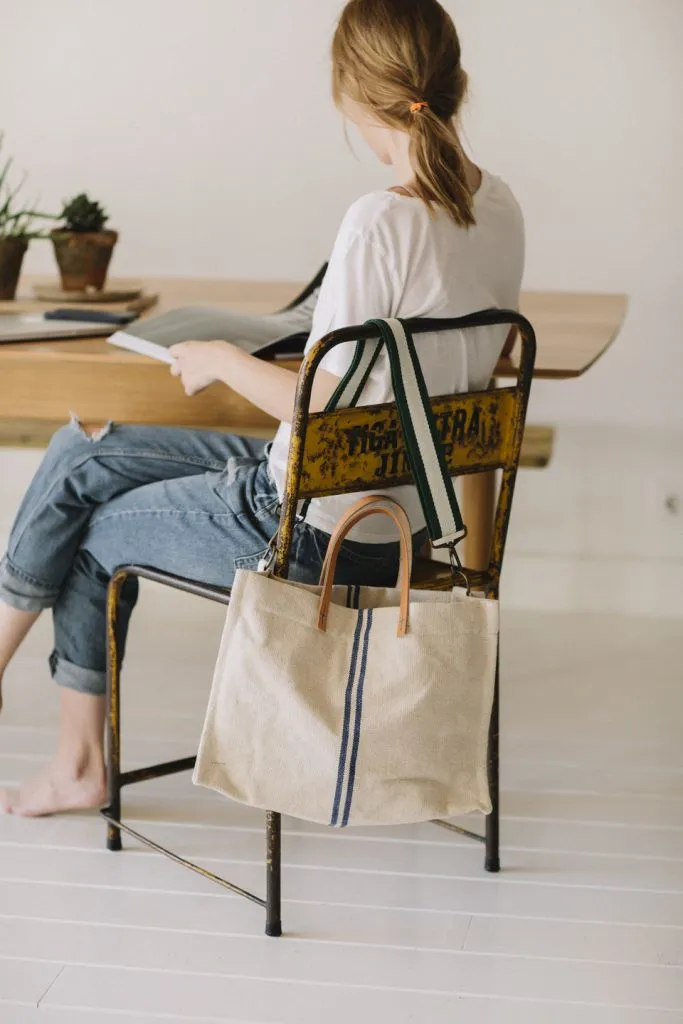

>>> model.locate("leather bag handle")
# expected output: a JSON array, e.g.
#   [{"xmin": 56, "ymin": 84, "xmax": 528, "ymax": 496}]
[{"xmin": 316, "ymin": 495, "xmax": 413, "ymax": 637}]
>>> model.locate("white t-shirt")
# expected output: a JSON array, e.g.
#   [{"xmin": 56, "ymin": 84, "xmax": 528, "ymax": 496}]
[{"xmin": 268, "ymin": 169, "xmax": 525, "ymax": 543}]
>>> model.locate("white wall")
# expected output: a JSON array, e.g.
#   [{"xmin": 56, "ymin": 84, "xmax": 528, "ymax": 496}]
[{"xmin": 3, "ymin": 0, "xmax": 682, "ymax": 430}]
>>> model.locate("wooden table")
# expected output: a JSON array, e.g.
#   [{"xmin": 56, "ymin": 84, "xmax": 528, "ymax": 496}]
[{"xmin": 0, "ymin": 277, "xmax": 628, "ymax": 566}]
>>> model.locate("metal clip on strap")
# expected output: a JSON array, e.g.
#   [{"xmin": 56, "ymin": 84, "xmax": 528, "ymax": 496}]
[
  {"xmin": 448, "ymin": 540, "xmax": 471, "ymax": 593},
  {"xmin": 257, "ymin": 526, "xmax": 280, "ymax": 574}
]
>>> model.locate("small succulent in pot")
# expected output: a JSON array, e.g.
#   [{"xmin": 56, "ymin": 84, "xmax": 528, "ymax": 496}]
[
  {"xmin": 51, "ymin": 192, "xmax": 118, "ymax": 292},
  {"xmin": 61, "ymin": 193, "xmax": 109, "ymax": 233},
  {"xmin": 0, "ymin": 132, "xmax": 57, "ymax": 300}
]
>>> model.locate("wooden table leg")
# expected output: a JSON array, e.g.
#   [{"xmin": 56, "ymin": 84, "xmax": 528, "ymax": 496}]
[
  {"xmin": 462, "ymin": 470, "xmax": 496, "ymax": 570},
  {"xmin": 462, "ymin": 374, "xmax": 499, "ymax": 570}
]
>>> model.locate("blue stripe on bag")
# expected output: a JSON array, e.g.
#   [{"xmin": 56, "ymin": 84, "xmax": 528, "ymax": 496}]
[
  {"xmin": 340, "ymin": 608, "xmax": 373, "ymax": 827},
  {"xmin": 330, "ymin": 610, "xmax": 364, "ymax": 827}
]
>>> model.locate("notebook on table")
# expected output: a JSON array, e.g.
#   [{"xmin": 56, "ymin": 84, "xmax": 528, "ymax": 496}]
[{"xmin": 0, "ymin": 314, "xmax": 117, "ymax": 343}]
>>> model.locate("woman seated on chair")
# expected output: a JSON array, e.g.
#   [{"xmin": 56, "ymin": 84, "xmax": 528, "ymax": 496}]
[{"xmin": 0, "ymin": 0, "xmax": 524, "ymax": 816}]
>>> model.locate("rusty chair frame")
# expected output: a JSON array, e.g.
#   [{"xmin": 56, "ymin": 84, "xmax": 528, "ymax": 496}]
[{"xmin": 101, "ymin": 308, "xmax": 537, "ymax": 937}]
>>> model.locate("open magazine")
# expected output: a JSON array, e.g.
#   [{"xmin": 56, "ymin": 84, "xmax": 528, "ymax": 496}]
[{"xmin": 107, "ymin": 269, "xmax": 326, "ymax": 364}]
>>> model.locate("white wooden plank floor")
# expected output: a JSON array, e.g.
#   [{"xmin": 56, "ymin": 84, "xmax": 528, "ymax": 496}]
[{"xmin": 0, "ymin": 584, "xmax": 681, "ymax": 1023}]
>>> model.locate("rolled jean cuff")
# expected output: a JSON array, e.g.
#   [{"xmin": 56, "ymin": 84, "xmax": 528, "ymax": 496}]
[
  {"xmin": 49, "ymin": 650, "xmax": 106, "ymax": 696},
  {"xmin": 0, "ymin": 555, "xmax": 60, "ymax": 612}
]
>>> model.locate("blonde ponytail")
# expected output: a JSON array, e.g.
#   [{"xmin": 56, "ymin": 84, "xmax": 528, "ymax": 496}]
[
  {"xmin": 333, "ymin": 0, "xmax": 476, "ymax": 228},
  {"xmin": 409, "ymin": 91, "xmax": 475, "ymax": 228}
]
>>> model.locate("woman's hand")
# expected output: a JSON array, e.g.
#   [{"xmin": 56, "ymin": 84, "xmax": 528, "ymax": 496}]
[
  {"xmin": 169, "ymin": 340, "xmax": 232, "ymax": 396},
  {"xmin": 168, "ymin": 339, "xmax": 339, "ymax": 421}
]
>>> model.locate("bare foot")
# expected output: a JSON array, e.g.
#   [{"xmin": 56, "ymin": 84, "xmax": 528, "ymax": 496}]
[{"xmin": 0, "ymin": 760, "xmax": 106, "ymax": 817}]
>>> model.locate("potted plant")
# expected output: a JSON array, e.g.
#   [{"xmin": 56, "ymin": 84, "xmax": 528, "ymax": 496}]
[
  {"xmin": 0, "ymin": 134, "xmax": 56, "ymax": 300},
  {"xmin": 51, "ymin": 193, "xmax": 118, "ymax": 292}
]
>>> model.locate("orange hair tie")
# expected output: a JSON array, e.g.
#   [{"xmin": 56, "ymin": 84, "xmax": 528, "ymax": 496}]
[{"xmin": 410, "ymin": 101, "xmax": 429, "ymax": 113}]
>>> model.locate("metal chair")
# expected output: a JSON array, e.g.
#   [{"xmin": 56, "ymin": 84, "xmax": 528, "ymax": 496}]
[{"xmin": 101, "ymin": 308, "xmax": 537, "ymax": 937}]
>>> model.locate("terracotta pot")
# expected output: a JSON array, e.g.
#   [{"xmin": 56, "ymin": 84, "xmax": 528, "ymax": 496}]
[
  {"xmin": 50, "ymin": 229, "xmax": 118, "ymax": 291},
  {"xmin": 0, "ymin": 236, "xmax": 29, "ymax": 300}
]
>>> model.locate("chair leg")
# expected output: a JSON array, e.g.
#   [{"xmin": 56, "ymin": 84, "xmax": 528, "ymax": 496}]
[
  {"xmin": 485, "ymin": 649, "xmax": 500, "ymax": 873},
  {"xmin": 265, "ymin": 811, "xmax": 282, "ymax": 936},
  {"xmin": 105, "ymin": 573, "xmax": 125, "ymax": 853}
]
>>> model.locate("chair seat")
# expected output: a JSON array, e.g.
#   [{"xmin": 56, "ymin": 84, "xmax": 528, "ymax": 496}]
[
  {"xmin": 412, "ymin": 556, "xmax": 492, "ymax": 593},
  {"xmin": 125, "ymin": 559, "xmax": 492, "ymax": 599}
]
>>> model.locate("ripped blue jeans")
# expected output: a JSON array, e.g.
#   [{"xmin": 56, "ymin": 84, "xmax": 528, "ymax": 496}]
[{"xmin": 0, "ymin": 420, "xmax": 413, "ymax": 696}]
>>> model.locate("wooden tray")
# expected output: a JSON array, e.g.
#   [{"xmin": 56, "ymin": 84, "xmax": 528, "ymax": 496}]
[
  {"xmin": 3, "ymin": 292, "xmax": 159, "ymax": 318},
  {"xmin": 33, "ymin": 279, "xmax": 143, "ymax": 303}
]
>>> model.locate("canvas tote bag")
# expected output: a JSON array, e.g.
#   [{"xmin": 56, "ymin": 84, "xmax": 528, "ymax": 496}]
[{"xmin": 193, "ymin": 318, "xmax": 499, "ymax": 827}]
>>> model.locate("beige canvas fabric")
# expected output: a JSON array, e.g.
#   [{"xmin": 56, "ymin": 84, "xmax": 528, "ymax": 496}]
[{"xmin": 194, "ymin": 498, "xmax": 498, "ymax": 828}]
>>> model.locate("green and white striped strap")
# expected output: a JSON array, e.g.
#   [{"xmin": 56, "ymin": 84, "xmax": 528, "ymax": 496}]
[
  {"xmin": 326, "ymin": 334, "xmax": 384, "ymax": 410},
  {"xmin": 301, "ymin": 317, "xmax": 466, "ymax": 548},
  {"xmin": 366, "ymin": 318, "xmax": 465, "ymax": 546}
]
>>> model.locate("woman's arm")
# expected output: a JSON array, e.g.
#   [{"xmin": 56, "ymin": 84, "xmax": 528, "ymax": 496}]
[{"xmin": 169, "ymin": 340, "xmax": 341, "ymax": 423}]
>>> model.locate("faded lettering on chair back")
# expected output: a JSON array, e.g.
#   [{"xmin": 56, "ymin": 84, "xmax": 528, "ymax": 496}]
[{"xmin": 297, "ymin": 387, "xmax": 520, "ymax": 500}]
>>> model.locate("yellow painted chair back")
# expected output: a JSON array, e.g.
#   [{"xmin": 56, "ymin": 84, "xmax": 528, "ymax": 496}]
[{"xmin": 274, "ymin": 309, "xmax": 537, "ymax": 598}]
